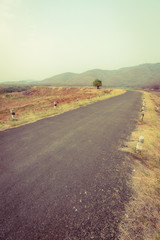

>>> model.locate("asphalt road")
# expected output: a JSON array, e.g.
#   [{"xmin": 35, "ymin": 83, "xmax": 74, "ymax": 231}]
[{"xmin": 0, "ymin": 91, "xmax": 142, "ymax": 240}]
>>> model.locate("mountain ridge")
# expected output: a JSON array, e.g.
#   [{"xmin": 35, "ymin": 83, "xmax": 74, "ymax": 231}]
[
  {"xmin": 41, "ymin": 63, "xmax": 160, "ymax": 87},
  {"xmin": 1, "ymin": 63, "xmax": 160, "ymax": 87}
]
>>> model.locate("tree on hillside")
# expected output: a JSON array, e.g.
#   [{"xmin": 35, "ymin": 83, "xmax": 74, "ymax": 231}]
[{"xmin": 93, "ymin": 79, "xmax": 102, "ymax": 89}]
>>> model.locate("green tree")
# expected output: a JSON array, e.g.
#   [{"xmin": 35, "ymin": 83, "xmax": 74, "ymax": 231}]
[{"xmin": 93, "ymin": 79, "xmax": 102, "ymax": 89}]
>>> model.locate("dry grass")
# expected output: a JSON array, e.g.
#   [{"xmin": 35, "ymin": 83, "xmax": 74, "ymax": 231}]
[
  {"xmin": 0, "ymin": 86, "xmax": 125, "ymax": 131},
  {"xmin": 119, "ymin": 91, "xmax": 160, "ymax": 240}
]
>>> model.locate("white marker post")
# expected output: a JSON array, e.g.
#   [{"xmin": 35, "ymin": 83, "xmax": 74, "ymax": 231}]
[
  {"xmin": 54, "ymin": 101, "xmax": 57, "ymax": 109},
  {"xmin": 77, "ymin": 98, "xmax": 79, "ymax": 104},
  {"xmin": 136, "ymin": 135, "xmax": 144, "ymax": 153},
  {"xmin": 10, "ymin": 109, "xmax": 15, "ymax": 120}
]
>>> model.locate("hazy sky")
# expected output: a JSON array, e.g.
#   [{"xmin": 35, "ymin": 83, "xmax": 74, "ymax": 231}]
[{"xmin": 0, "ymin": 0, "xmax": 160, "ymax": 82}]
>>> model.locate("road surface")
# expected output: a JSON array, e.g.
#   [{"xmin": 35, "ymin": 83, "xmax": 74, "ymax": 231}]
[{"xmin": 0, "ymin": 91, "xmax": 142, "ymax": 240}]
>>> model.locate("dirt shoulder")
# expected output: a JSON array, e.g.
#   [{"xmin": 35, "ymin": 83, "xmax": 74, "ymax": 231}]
[{"xmin": 119, "ymin": 91, "xmax": 160, "ymax": 240}]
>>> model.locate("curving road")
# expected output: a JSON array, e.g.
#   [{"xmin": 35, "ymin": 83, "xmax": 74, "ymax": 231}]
[{"xmin": 0, "ymin": 91, "xmax": 141, "ymax": 240}]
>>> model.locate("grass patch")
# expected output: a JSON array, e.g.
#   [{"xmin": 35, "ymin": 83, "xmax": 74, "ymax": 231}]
[{"xmin": 119, "ymin": 91, "xmax": 160, "ymax": 240}]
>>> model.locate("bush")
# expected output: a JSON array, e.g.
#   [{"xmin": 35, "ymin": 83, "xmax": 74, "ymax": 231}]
[
  {"xmin": 151, "ymin": 84, "xmax": 160, "ymax": 90},
  {"xmin": 0, "ymin": 85, "xmax": 32, "ymax": 94}
]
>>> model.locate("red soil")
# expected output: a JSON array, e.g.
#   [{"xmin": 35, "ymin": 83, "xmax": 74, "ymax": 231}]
[{"xmin": 0, "ymin": 87, "xmax": 108, "ymax": 123}]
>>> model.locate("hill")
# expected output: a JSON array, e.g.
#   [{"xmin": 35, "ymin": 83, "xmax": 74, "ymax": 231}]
[{"xmin": 41, "ymin": 63, "xmax": 160, "ymax": 88}]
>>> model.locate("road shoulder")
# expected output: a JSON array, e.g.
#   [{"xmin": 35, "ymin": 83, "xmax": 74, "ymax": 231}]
[{"xmin": 119, "ymin": 91, "xmax": 160, "ymax": 240}]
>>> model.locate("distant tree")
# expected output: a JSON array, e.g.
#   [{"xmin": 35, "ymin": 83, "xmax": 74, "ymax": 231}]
[{"xmin": 93, "ymin": 79, "xmax": 102, "ymax": 89}]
